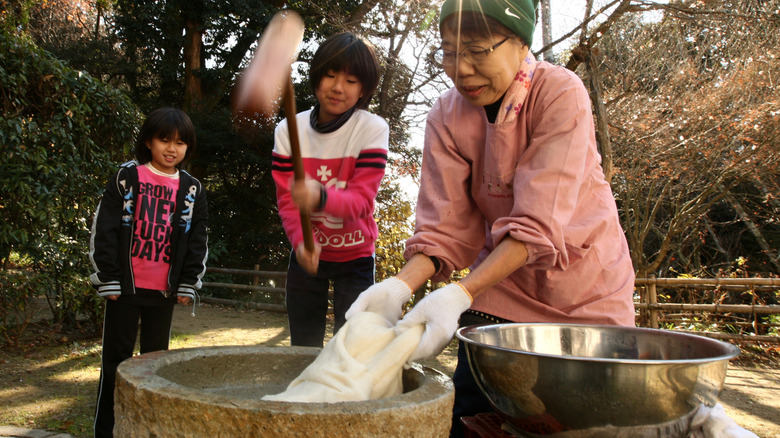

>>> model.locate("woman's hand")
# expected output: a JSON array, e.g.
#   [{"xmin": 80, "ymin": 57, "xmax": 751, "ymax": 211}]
[
  {"xmin": 395, "ymin": 282, "xmax": 472, "ymax": 361},
  {"xmin": 345, "ymin": 277, "xmax": 413, "ymax": 324},
  {"xmin": 346, "ymin": 254, "xmax": 438, "ymax": 324}
]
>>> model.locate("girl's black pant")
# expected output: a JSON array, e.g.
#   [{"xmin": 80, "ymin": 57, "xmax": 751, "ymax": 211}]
[{"xmin": 94, "ymin": 290, "xmax": 175, "ymax": 438}]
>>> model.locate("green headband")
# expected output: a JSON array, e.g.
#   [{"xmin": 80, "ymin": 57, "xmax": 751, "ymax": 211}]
[{"xmin": 440, "ymin": 0, "xmax": 539, "ymax": 46}]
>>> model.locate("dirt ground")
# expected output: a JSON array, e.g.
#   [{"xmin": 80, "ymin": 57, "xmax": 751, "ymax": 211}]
[
  {"xmin": 1, "ymin": 302, "xmax": 778, "ymax": 437},
  {"xmin": 169, "ymin": 303, "xmax": 780, "ymax": 437}
]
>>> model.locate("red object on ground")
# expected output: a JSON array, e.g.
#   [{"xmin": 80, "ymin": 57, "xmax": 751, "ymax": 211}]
[
  {"xmin": 461, "ymin": 413, "xmax": 514, "ymax": 438},
  {"xmin": 461, "ymin": 412, "xmax": 569, "ymax": 437}
]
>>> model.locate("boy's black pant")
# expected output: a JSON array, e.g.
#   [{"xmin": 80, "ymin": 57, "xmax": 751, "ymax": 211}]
[
  {"xmin": 285, "ymin": 253, "xmax": 374, "ymax": 347},
  {"xmin": 94, "ymin": 291, "xmax": 175, "ymax": 438}
]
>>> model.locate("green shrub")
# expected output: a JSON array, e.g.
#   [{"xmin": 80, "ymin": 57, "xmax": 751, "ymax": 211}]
[
  {"xmin": 0, "ymin": 269, "xmax": 39, "ymax": 348},
  {"xmin": 0, "ymin": 29, "xmax": 141, "ymax": 334}
]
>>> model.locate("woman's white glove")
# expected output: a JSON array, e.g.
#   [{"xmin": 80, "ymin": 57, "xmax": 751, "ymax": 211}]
[
  {"xmin": 345, "ymin": 277, "xmax": 412, "ymax": 324},
  {"xmin": 395, "ymin": 283, "xmax": 472, "ymax": 362}
]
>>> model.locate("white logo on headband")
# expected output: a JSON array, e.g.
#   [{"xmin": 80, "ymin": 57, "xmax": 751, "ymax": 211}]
[{"xmin": 505, "ymin": 8, "xmax": 520, "ymax": 19}]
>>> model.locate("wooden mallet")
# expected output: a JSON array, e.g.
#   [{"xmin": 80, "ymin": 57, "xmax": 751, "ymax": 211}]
[{"xmin": 234, "ymin": 10, "xmax": 314, "ymax": 253}]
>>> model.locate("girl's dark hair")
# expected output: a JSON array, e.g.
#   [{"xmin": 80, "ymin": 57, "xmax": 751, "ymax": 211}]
[
  {"xmin": 441, "ymin": 12, "xmax": 526, "ymax": 46},
  {"xmin": 134, "ymin": 108, "xmax": 197, "ymax": 167},
  {"xmin": 309, "ymin": 32, "xmax": 380, "ymax": 110}
]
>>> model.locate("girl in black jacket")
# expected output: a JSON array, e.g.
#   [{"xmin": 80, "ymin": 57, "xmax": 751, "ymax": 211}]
[{"xmin": 89, "ymin": 108, "xmax": 208, "ymax": 437}]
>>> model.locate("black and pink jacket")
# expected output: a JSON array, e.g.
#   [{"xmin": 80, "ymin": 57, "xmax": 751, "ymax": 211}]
[{"xmin": 88, "ymin": 161, "xmax": 208, "ymax": 301}]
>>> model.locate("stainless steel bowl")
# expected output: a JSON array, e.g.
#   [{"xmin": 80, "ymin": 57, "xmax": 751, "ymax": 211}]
[{"xmin": 455, "ymin": 323, "xmax": 740, "ymax": 435}]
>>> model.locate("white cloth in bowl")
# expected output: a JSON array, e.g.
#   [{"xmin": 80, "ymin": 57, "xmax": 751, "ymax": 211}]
[
  {"xmin": 501, "ymin": 403, "xmax": 756, "ymax": 437},
  {"xmin": 688, "ymin": 403, "xmax": 758, "ymax": 438},
  {"xmin": 262, "ymin": 311, "xmax": 424, "ymax": 403}
]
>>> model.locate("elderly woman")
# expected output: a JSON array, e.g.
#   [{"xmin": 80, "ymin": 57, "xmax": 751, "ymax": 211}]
[{"xmin": 348, "ymin": 0, "xmax": 635, "ymax": 434}]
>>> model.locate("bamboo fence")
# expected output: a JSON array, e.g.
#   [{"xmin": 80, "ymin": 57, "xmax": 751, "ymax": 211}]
[{"xmin": 202, "ymin": 268, "xmax": 780, "ymax": 343}]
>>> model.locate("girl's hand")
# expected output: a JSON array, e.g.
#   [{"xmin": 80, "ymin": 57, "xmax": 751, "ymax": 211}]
[
  {"xmin": 296, "ymin": 241, "xmax": 321, "ymax": 275},
  {"xmin": 291, "ymin": 178, "xmax": 323, "ymax": 212},
  {"xmin": 178, "ymin": 296, "xmax": 192, "ymax": 305}
]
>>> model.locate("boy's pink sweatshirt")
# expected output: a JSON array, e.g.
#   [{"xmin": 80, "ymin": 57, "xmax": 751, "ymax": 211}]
[{"xmin": 273, "ymin": 108, "xmax": 389, "ymax": 262}]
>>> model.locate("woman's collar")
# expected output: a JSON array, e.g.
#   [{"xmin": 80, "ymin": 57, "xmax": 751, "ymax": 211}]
[{"xmin": 494, "ymin": 51, "xmax": 537, "ymax": 125}]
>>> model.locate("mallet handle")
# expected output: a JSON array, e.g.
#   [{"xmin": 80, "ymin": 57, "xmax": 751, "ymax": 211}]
[{"xmin": 283, "ymin": 77, "xmax": 314, "ymax": 252}]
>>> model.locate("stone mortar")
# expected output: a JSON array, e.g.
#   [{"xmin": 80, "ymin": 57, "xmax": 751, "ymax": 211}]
[{"xmin": 114, "ymin": 345, "xmax": 454, "ymax": 437}]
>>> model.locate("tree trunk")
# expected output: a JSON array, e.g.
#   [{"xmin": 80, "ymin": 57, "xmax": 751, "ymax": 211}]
[
  {"xmin": 704, "ymin": 216, "xmax": 731, "ymax": 261},
  {"xmin": 585, "ymin": 50, "xmax": 613, "ymax": 183},
  {"xmin": 540, "ymin": 0, "xmax": 554, "ymax": 63},
  {"xmin": 566, "ymin": 0, "xmax": 632, "ymax": 72},
  {"xmin": 184, "ymin": 18, "xmax": 203, "ymax": 113},
  {"xmin": 346, "ymin": 0, "xmax": 382, "ymax": 28},
  {"xmin": 726, "ymin": 192, "xmax": 780, "ymax": 274},
  {"xmin": 94, "ymin": 2, "xmax": 102, "ymax": 39}
]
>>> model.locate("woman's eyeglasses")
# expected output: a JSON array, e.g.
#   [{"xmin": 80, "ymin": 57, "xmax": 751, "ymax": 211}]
[{"xmin": 433, "ymin": 37, "xmax": 511, "ymax": 67}]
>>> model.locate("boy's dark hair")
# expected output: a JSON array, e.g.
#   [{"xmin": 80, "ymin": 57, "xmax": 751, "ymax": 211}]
[
  {"xmin": 309, "ymin": 32, "xmax": 380, "ymax": 110},
  {"xmin": 134, "ymin": 108, "xmax": 197, "ymax": 166}
]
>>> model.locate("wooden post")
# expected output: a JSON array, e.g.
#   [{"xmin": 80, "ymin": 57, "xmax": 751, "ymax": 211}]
[
  {"xmin": 648, "ymin": 275, "xmax": 658, "ymax": 329},
  {"xmin": 637, "ymin": 271, "xmax": 648, "ymax": 327},
  {"xmin": 751, "ymin": 286, "xmax": 759, "ymax": 334}
]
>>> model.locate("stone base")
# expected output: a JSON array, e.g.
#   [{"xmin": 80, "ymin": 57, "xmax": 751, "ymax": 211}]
[{"xmin": 114, "ymin": 345, "xmax": 454, "ymax": 437}]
